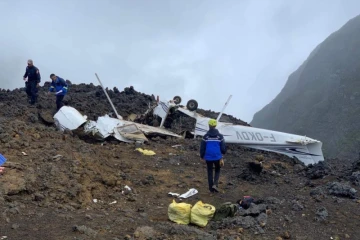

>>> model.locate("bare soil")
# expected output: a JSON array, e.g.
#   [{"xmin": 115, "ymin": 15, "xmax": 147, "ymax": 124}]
[{"xmin": 0, "ymin": 83, "xmax": 359, "ymax": 240}]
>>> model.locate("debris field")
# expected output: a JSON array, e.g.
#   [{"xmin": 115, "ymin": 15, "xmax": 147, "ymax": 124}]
[{"xmin": 0, "ymin": 83, "xmax": 359, "ymax": 240}]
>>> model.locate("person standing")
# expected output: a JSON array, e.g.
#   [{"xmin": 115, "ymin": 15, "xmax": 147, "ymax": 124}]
[
  {"xmin": 23, "ymin": 59, "xmax": 41, "ymax": 104},
  {"xmin": 200, "ymin": 119, "xmax": 226, "ymax": 193},
  {"xmin": 48, "ymin": 73, "xmax": 68, "ymax": 111}
]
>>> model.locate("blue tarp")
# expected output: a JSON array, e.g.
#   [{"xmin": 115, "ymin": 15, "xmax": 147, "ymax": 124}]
[{"xmin": 0, "ymin": 153, "xmax": 6, "ymax": 166}]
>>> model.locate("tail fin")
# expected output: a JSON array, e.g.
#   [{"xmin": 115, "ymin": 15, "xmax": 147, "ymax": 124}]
[{"xmin": 305, "ymin": 141, "xmax": 324, "ymax": 164}]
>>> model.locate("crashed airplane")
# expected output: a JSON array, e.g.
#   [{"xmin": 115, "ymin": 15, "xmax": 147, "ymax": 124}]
[
  {"xmin": 151, "ymin": 95, "xmax": 324, "ymax": 166},
  {"xmin": 54, "ymin": 73, "xmax": 324, "ymax": 166}
]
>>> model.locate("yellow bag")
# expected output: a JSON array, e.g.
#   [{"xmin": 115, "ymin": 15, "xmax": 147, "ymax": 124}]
[
  {"xmin": 190, "ymin": 201, "xmax": 216, "ymax": 227},
  {"xmin": 168, "ymin": 200, "xmax": 192, "ymax": 225},
  {"xmin": 135, "ymin": 148, "xmax": 156, "ymax": 156}
]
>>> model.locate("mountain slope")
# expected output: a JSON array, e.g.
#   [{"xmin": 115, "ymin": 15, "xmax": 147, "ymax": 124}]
[
  {"xmin": 251, "ymin": 14, "xmax": 360, "ymax": 159},
  {"xmin": 1, "ymin": 82, "xmax": 360, "ymax": 240}
]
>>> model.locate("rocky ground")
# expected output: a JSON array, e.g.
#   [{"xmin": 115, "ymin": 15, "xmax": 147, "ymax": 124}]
[{"xmin": 0, "ymin": 83, "xmax": 359, "ymax": 240}]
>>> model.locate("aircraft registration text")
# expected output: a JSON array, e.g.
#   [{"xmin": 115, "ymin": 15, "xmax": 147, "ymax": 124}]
[{"xmin": 236, "ymin": 131, "xmax": 276, "ymax": 142}]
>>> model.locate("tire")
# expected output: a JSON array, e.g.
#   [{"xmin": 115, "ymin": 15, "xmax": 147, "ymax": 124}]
[
  {"xmin": 173, "ymin": 96, "xmax": 182, "ymax": 104},
  {"xmin": 186, "ymin": 99, "xmax": 198, "ymax": 111}
]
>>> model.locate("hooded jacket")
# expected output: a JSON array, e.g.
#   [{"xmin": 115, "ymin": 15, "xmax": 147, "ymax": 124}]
[{"xmin": 200, "ymin": 128, "xmax": 226, "ymax": 161}]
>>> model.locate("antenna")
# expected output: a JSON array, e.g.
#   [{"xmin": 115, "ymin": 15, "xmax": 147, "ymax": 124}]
[
  {"xmin": 216, "ymin": 95, "xmax": 232, "ymax": 122},
  {"xmin": 95, "ymin": 73, "xmax": 123, "ymax": 120}
]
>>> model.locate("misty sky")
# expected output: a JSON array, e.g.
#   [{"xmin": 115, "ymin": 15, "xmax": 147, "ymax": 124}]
[{"xmin": 0, "ymin": 0, "xmax": 359, "ymax": 123}]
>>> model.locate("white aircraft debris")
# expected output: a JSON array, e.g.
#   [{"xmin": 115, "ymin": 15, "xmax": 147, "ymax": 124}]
[
  {"xmin": 52, "ymin": 73, "xmax": 324, "ymax": 166},
  {"xmin": 151, "ymin": 96, "xmax": 325, "ymax": 166},
  {"xmin": 53, "ymin": 73, "xmax": 182, "ymax": 143},
  {"xmin": 54, "ymin": 106, "xmax": 87, "ymax": 131},
  {"xmin": 54, "ymin": 106, "xmax": 181, "ymax": 143}
]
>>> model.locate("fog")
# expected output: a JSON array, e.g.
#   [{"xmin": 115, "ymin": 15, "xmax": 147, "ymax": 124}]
[{"xmin": 0, "ymin": 0, "xmax": 359, "ymax": 122}]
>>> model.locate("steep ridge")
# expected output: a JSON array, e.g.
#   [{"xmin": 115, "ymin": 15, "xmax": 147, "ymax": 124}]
[{"xmin": 251, "ymin": 14, "xmax": 360, "ymax": 160}]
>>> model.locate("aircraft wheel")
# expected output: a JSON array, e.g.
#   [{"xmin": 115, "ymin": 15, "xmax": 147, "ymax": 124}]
[
  {"xmin": 173, "ymin": 96, "xmax": 182, "ymax": 104},
  {"xmin": 186, "ymin": 99, "xmax": 198, "ymax": 111}
]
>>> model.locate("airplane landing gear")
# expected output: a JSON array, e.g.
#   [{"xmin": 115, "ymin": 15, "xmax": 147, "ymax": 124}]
[
  {"xmin": 172, "ymin": 96, "xmax": 198, "ymax": 111},
  {"xmin": 186, "ymin": 99, "xmax": 198, "ymax": 111},
  {"xmin": 173, "ymin": 96, "xmax": 182, "ymax": 104}
]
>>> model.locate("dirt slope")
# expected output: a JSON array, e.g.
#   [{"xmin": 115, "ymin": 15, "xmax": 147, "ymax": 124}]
[{"xmin": 0, "ymin": 83, "xmax": 359, "ymax": 240}]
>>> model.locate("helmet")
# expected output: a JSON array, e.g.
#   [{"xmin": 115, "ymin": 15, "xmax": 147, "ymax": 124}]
[{"xmin": 208, "ymin": 119, "xmax": 217, "ymax": 127}]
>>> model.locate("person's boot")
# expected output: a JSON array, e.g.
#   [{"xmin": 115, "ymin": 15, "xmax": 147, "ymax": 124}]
[
  {"xmin": 212, "ymin": 185, "xmax": 219, "ymax": 193},
  {"xmin": 29, "ymin": 95, "xmax": 36, "ymax": 106}
]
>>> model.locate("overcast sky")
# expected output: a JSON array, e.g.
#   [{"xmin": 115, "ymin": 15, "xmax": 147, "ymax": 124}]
[{"xmin": 0, "ymin": 0, "xmax": 359, "ymax": 122}]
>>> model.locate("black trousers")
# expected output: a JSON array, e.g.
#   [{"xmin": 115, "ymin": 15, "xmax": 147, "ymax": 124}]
[
  {"xmin": 25, "ymin": 81, "xmax": 38, "ymax": 104},
  {"xmin": 206, "ymin": 160, "xmax": 221, "ymax": 191},
  {"xmin": 56, "ymin": 95, "xmax": 65, "ymax": 111}
]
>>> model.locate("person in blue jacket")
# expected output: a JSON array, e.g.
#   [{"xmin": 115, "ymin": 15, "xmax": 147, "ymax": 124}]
[
  {"xmin": 48, "ymin": 73, "xmax": 68, "ymax": 111},
  {"xmin": 200, "ymin": 119, "xmax": 227, "ymax": 193},
  {"xmin": 23, "ymin": 59, "xmax": 41, "ymax": 104}
]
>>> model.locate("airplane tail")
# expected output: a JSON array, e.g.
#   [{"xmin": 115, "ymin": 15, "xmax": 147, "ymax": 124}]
[
  {"xmin": 245, "ymin": 141, "xmax": 324, "ymax": 166},
  {"xmin": 305, "ymin": 141, "xmax": 324, "ymax": 164}
]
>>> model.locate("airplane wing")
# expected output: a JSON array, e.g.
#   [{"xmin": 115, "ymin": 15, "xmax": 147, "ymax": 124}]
[{"xmin": 195, "ymin": 116, "xmax": 324, "ymax": 165}]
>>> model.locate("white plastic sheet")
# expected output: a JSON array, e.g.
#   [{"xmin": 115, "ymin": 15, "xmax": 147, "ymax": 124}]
[{"xmin": 179, "ymin": 188, "xmax": 198, "ymax": 199}]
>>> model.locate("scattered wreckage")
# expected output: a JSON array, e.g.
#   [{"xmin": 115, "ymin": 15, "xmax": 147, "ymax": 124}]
[
  {"xmin": 54, "ymin": 106, "xmax": 181, "ymax": 143},
  {"xmin": 53, "ymin": 73, "xmax": 325, "ymax": 166}
]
